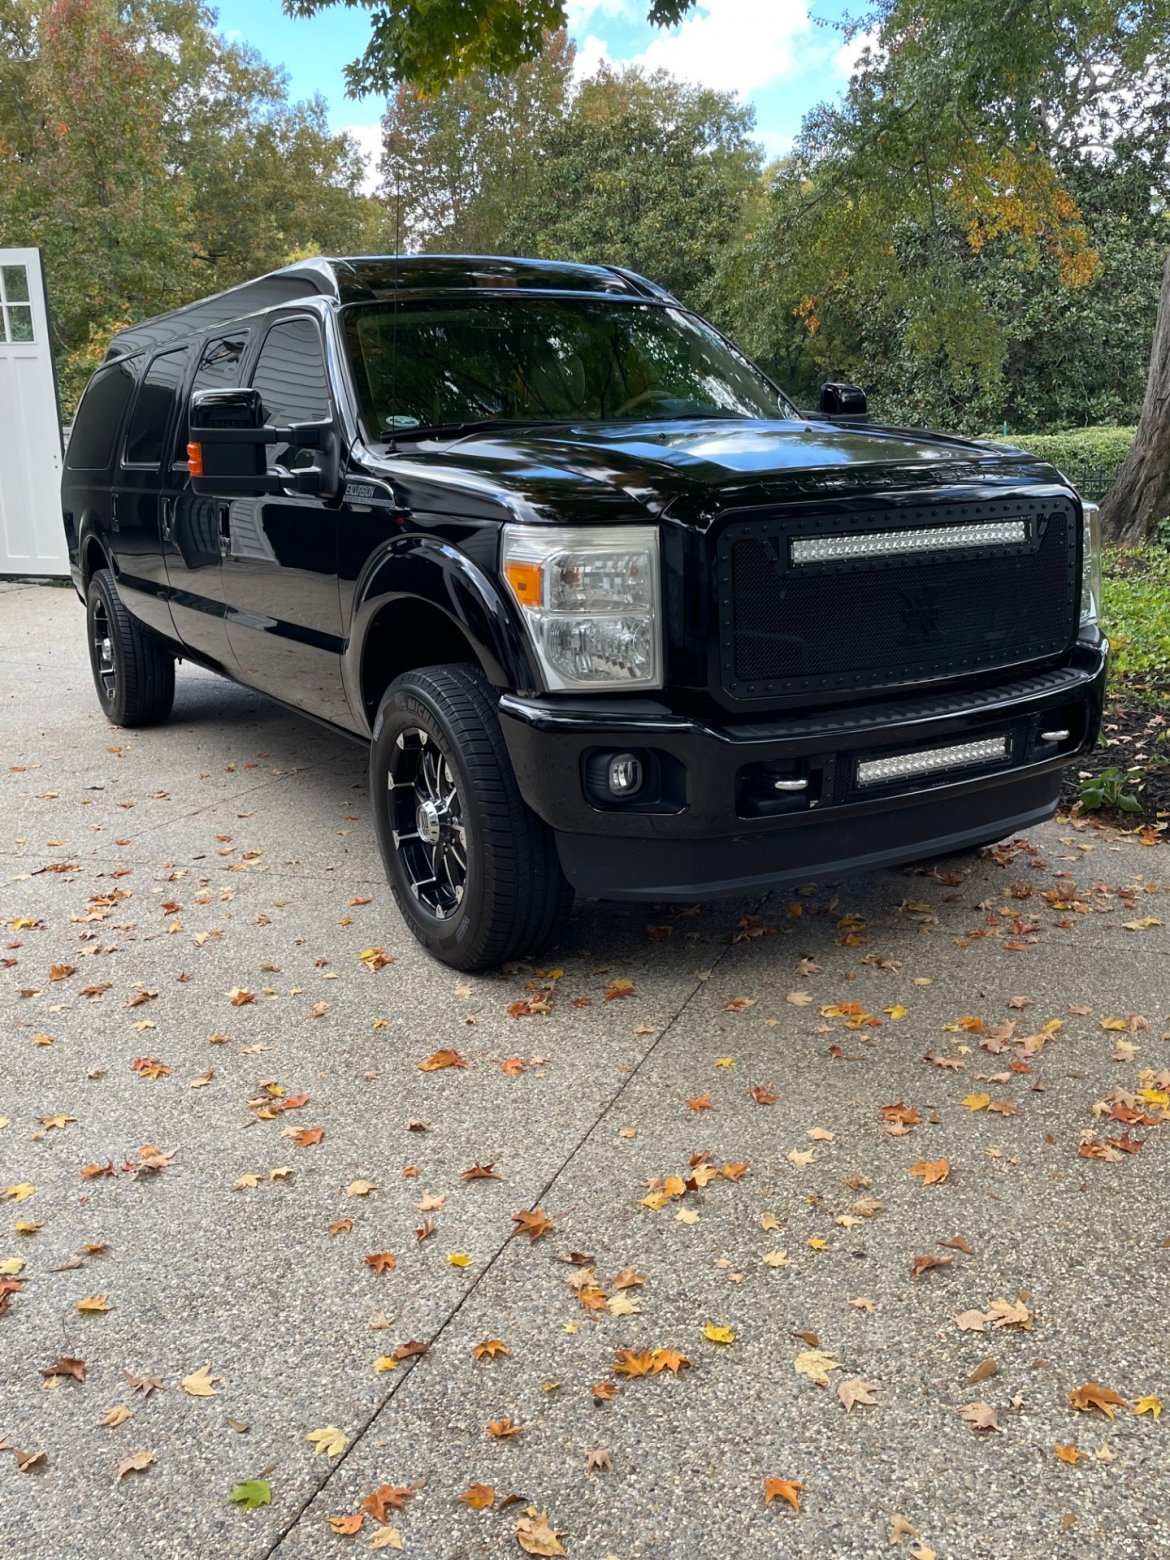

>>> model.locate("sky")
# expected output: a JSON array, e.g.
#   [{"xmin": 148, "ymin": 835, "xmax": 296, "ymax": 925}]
[{"xmin": 211, "ymin": 0, "xmax": 865, "ymax": 192}]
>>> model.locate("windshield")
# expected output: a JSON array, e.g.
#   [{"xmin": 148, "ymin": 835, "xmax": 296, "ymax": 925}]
[{"xmin": 341, "ymin": 296, "xmax": 793, "ymax": 439}]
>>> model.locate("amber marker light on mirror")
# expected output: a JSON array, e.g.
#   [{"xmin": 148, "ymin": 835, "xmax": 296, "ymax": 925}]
[{"xmin": 186, "ymin": 441, "xmax": 204, "ymax": 476}]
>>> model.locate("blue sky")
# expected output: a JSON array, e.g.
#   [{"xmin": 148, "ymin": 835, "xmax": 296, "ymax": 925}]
[{"xmin": 211, "ymin": 0, "xmax": 864, "ymax": 189}]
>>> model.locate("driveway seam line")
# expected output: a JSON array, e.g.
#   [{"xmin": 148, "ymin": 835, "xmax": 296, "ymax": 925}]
[{"xmin": 260, "ymin": 899, "xmax": 762, "ymax": 1556}]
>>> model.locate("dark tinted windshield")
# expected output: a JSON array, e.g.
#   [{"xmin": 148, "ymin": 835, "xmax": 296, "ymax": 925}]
[{"xmin": 342, "ymin": 297, "xmax": 792, "ymax": 438}]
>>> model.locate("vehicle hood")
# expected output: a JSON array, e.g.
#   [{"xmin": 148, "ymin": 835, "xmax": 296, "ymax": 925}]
[{"xmin": 366, "ymin": 417, "xmax": 1063, "ymax": 528}]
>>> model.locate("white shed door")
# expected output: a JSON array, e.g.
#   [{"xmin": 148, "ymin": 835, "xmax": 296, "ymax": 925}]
[{"xmin": 0, "ymin": 248, "xmax": 66, "ymax": 577}]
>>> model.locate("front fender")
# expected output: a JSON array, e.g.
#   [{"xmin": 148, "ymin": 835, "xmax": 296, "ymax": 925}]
[{"xmin": 344, "ymin": 533, "xmax": 538, "ymax": 723}]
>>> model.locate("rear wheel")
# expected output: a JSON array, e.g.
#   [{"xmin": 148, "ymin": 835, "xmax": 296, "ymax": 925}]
[
  {"xmin": 86, "ymin": 567, "xmax": 175, "ymax": 727},
  {"xmin": 371, "ymin": 664, "xmax": 572, "ymax": 970}
]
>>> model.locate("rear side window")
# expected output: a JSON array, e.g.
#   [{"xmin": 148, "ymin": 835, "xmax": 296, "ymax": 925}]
[
  {"xmin": 65, "ymin": 359, "xmax": 139, "ymax": 471},
  {"xmin": 123, "ymin": 347, "xmax": 190, "ymax": 466}
]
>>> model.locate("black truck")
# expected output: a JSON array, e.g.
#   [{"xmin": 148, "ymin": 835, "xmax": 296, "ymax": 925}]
[{"xmin": 61, "ymin": 255, "xmax": 1106, "ymax": 969}]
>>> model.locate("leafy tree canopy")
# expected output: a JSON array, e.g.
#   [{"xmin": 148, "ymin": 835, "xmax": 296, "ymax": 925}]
[{"xmin": 285, "ymin": 0, "xmax": 697, "ymax": 94}]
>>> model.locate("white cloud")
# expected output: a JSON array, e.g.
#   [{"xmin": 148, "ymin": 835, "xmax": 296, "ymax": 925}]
[
  {"xmin": 566, "ymin": 0, "xmax": 638, "ymax": 30},
  {"xmin": 752, "ymin": 127, "xmax": 794, "ymax": 164},
  {"xmin": 573, "ymin": 31, "xmax": 616, "ymax": 81},
  {"xmin": 627, "ymin": 0, "xmax": 813, "ymax": 97},
  {"xmin": 830, "ymin": 24, "xmax": 881, "ymax": 83},
  {"xmin": 340, "ymin": 122, "xmax": 384, "ymax": 195}
]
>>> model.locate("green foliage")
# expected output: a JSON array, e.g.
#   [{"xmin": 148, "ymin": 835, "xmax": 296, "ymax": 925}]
[
  {"xmin": 1102, "ymin": 547, "xmax": 1170, "ymax": 687},
  {"xmin": 383, "ymin": 33, "xmax": 575, "ymax": 252},
  {"xmin": 228, "ymin": 1478, "xmax": 272, "ymax": 1509},
  {"xmin": 0, "ymin": 0, "xmax": 382, "ymax": 409},
  {"xmin": 284, "ymin": 0, "xmax": 697, "ymax": 95},
  {"xmin": 1078, "ymin": 765, "xmax": 1144, "ymax": 813},
  {"xmin": 994, "ymin": 428, "xmax": 1136, "ymax": 473}
]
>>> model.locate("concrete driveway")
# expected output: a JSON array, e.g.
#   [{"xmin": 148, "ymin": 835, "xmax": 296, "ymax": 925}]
[{"xmin": 1, "ymin": 580, "xmax": 1168, "ymax": 1560}]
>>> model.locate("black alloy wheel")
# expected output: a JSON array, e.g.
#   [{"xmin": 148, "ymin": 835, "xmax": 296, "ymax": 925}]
[
  {"xmin": 85, "ymin": 567, "xmax": 175, "ymax": 727},
  {"xmin": 370, "ymin": 663, "xmax": 572, "ymax": 970},
  {"xmin": 388, "ymin": 726, "xmax": 468, "ymax": 919}
]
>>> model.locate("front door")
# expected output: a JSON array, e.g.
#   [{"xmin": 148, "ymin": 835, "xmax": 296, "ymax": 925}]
[
  {"xmin": 220, "ymin": 314, "xmax": 349, "ymax": 725},
  {"xmin": 162, "ymin": 332, "xmax": 249, "ymax": 668}
]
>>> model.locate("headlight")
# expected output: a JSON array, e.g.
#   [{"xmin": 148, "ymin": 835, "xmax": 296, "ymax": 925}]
[
  {"xmin": 1080, "ymin": 500, "xmax": 1102, "ymax": 626},
  {"xmin": 501, "ymin": 524, "xmax": 662, "ymax": 690}
]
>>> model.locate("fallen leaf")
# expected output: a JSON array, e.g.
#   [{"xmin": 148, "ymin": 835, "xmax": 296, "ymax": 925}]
[
  {"xmin": 361, "ymin": 1485, "xmax": 414, "ymax": 1522},
  {"xmin": 1055, "ymin": 1443, "xmax": 1084, "ymax": 1465},
  {"xmin": 181, "ymin": 1366, "xmax": 220, "ymax": 1397},
  {"xmin": 76, "ymin": 1294, "xmax": 112, "ymax": 1314},
  {"xmin": 837, "ymin": 1377, "xmax": 878, "ymax": 1412},
  {"xmin": 365, "ymin": 1252, "xmax": 397, "ymax": 1276},
  {"xmin": 967, "ymin": 1358, "xmax": 999, "ymax": 1386},
  {"xmin": 473, "ymin": 1339, "xmax": 510, "ymax": 1362},
  {"xmin": 486, "ymin": 1416, "xmax": 523, "ymax": 1438},
  {"xmin": 229, "ymin": 1478, "xmax": 272, "ymax": 1508},
  {"xmin": 703, "ymin": 1323, "xmax": 735, "ymax": 1345},
  {"xmin": 794, "ymin": 1349, "xmax": 841, "ymax": 1386},
  {"xmin": 1134, "ymin": 1394, "xmax": 1163, "ymax": 1419},
  {"xmin": 305, "ymin": 1425, "xmax": 349, "ymax": 1457},
  {"xmin": 907, "ymin": 1158, "xmax": 951, "ymax": 1185},
  {"xmin": 418, "ymin": 1048, "xmax": 468, "ymax": 1071},
  {"xmin": 326, "ymin": 1513, "xmax": 364, "ymax": 1536},
  {"xmin": 115, "ymin": 1451, "xmax": 155, "ymax": 1480},
  {"xmin": 41, "ymin": 1356, "xmax": 86, "ymax": 1382},
  {"xmin": 1068, "ymin": 1383, "xmax": 1128, "ymax": 1419},
  {"xmin": 345, "ymin": 1180, "xmax": 377, "ymax": 1198},
  {"xmin": 458, "ymin": 1482, "xmax": 495, "ymax": 1510},
  {"xmin": 100, "ymin": 1404, "xmax": 133, "ymax": 1427},
  {"xmin": 515, "ymin": 1509, "xmax": 566, "ymax": 1556},
  {"xmin": 584, "ymin": 1446, "xmax": 613, "ymax": 1474},
  {"xmin": 512, "ymin": 1208, "xmax": 555, "ymax": 1242},
  {"xmin": 960, "ymin": 1401, "xmax": 999, "ymax": 1432},
  {"xmin": 763, "ymin": 1476, "xmax": 807, "ymax": 1512}
]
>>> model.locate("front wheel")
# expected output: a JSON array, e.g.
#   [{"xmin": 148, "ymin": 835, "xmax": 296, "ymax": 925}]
[{"xmin": 371, "ymin": 664, "xmax": 572, "ymax": 970}]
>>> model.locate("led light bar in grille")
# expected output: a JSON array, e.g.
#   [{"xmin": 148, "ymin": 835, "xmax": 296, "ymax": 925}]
[
  {"xmin": 856, "ymin": 735, "xmax": 1008, "ymax": 788},
  {"xmin": 791, "ymin": 520, "xmax": 1028, "ymax": 566}
]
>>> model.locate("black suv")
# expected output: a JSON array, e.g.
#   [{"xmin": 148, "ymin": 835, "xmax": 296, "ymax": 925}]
[{"xmin": 62, "ymin": 255, "xmax": 1106, "ymax": 969}]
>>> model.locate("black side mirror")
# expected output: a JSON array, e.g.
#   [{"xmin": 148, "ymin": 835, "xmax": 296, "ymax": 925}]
[
  {"xmin": 819, "ymin": 381, "xmax": 868, "ymax": 418},
  {"xmin": 188, "ymin": 388, "xmax": 339, "ymax": 499}
]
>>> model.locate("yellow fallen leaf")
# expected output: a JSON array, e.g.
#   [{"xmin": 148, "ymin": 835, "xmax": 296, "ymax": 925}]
[
  {"xmin": 0, "ymin": 1257, "xmax": 24, "ymax": 1276},
  {"xmin": 962, "ymin": 1093, "xmax": 991, "ymax": 1111},
  {"xmin": 76, "ymin": 1294, "xmax": 112, "ymax": 1313},
  {"xmin": 762, "ymin": 1250, "xmax": 790, "ymax": 1267},
  {"xmin": 675, "ymin": 1208, "xmax": 699, "ymax": 1225},
  {"xmin": 448, "ymin": 1252, "xmax": 473, "ymax": 1267},
  {"xmin": 1, "ymin": 1183, "xmax": 35, "ymax": 1202},
  {"xmin": 234, "ymin": 1174, "xmax": 259, "ymax": 1190},
  {"xmin": 99, "ymin": 1404, "xmax": 134, "ymax": 1428},
  {"xmin": 808, "ymin": 1237, "xmax": 829, "ymax": 1251},
  {"xmin": 703, "ymin": 1323, "xmax": 735, "ymax": 1345},
  {"xmin": 794, "ymin": 1349, "xmax": 841, "ymax": 1385},
  {"xmin": 305, "ymin": 1425, "xmax": 349, "ymax": 1457},
  {"xmin": 268, "ymin": 1167, "xmax": 294, "ymax": 1181},
  {"xmin": 1134, "ymin": 1394, "xmax": 1163, "ymax": 1419},
  {"xmin": 714, "ymin": 1056, "xmax": 735, "ymax": 1067},
  {"xmin": 369, "ymin": 1528, "xmax": 404, "ymax": 1551},
  {"xmin": 884, "ymin": 1004, "xmax": 908, "ymax": 1020},
  {"xmin": 372, "ymin": 1356, "xmax": 398, "ymax": 1373}
]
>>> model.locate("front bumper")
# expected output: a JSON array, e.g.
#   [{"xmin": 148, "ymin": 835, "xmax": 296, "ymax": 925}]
[{"xmin": 498, "ymin": 640, "xmax": 1108, "ymax": 900}]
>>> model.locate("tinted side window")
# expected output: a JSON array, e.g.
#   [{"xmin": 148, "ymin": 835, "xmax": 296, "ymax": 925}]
[
  {"xmin": 250, "ymin": 318, "xmax": 332, "ymax": 469},
  {"xmin": 174, "ymin": 333, "xmax": 249, "ymax": 463},
  {"xmin": 65, "ymin": 359, "xmax": 139, "ymax": 472},
  {"xmin": 251, "ymin": 318, "xmax": 331, "ymax": 424},
  {"xmin": 123, "ymin": 347, "xmax": 190, "ymax": 466}
]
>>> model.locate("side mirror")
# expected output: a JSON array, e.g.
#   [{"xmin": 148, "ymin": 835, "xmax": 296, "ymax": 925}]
[
  {"xmin": 188, "ymin": 388, "xmax": 339, "ymax": 499},
  {"xmin": 819, "ymin": 381, "xmax": 868, "ymax": 418}
]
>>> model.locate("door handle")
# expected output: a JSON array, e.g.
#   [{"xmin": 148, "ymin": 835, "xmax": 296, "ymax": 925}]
[
  {"xmin": 110, "ymin": 493, "xmax": 119, "ymax": 532},
  {"xmin": 217, "ymin": 503, "xmax": 231, "ymax": 557},
  {"xmin": 161, "ymin": 496, "xmax": 174, "ymax": 543}
]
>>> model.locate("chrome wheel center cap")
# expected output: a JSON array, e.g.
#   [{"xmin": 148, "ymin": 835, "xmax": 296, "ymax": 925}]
[
  {"xmin": 100, "ymin": 638, "xmax": 113, "ymax": 669},
  {"xmin": 416, "ymin": 798, "xmax": 443, "ymax": 844}
]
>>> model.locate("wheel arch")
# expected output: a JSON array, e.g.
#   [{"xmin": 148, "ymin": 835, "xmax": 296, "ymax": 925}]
[{"xmin": 347, "ymin": 535, "xmax": 537, "ymax": 732}]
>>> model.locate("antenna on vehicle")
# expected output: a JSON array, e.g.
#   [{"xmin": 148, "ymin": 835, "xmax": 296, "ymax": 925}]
[{"xmin": 386, "ymin": 188, "xmax": 402, "ymax": 455}]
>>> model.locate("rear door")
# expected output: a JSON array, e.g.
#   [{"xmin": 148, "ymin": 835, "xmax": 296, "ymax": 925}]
[
  {"xmin": 161, "ymin": 332, "xmax": 249, "ymax": 667},
  {"xmin": 220, "ymin": 314, "xmax": 349, "ymax": 725},
  {"xmin": 114, "ymin": 345, "xmax": 191, "ymax": 639}
]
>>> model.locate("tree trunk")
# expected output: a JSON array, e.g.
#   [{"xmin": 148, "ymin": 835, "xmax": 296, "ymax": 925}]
[{"xmin": 1101, "ymin": 246, "xmax": 1170, "ymax": 546}]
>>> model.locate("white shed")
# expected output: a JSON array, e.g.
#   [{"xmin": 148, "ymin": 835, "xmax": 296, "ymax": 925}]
[{"xmin": 0, "ymin": 247, "xmax": 67, "ymax": 577}]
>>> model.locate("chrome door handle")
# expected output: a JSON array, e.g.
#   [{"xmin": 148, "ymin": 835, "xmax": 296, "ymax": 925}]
[
  {"xmin": 217, "ymin": 503, "xmax": 231, "ymax": 557},
  {"xmin": 161, "ymin": 497, "xmax": 174, "ymax": 543}
]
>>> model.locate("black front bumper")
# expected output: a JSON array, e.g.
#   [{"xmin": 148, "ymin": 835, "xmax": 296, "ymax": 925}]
[{"xmin": 498, "ymin": 641, "xmax": 1108, "ymax": 900}]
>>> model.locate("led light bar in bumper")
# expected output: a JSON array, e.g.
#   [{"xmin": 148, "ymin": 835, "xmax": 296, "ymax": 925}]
[
  {"xmin": 857, "ymin": 735, "xmax": 1009, "ymax": 788},
  {"xmin": 791, "ymin": 520, "xmax": 1028, "ymax": 566}
]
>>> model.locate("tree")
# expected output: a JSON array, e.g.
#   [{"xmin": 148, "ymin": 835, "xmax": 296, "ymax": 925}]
[
  {"xmin": 0, "ymin": 0, "xmax": 382, "ymax": 406},
  {"xmin": 759, "ymin": 0, "xmax": 1170, "ymax": 539},
  {"xmin": 499, "ymin": 68, "xmax": 762, "ymax": 312},
  {"xmin": 285, "ymin": 0, "xmax": 698, "ymax": 95},
  {"xmin": 381, "ymin": 32, "xmax": 574, "ymax": 252}
]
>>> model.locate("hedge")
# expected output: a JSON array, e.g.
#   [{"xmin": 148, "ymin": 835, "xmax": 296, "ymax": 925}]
[{"xmin": 983, "ymin": 425, "xmax": 1135, "ymax": 473}]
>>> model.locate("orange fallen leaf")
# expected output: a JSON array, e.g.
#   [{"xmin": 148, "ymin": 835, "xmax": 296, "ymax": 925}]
[
  {"xmin": 1068, "ymin": 1382, "xmax": 1128, "ymax": 1419},
  {"xmin": 486, "ymin": 1416, "xmax": 523, "ymax": 1438},
  {"xmin": 907, "ymin": 1158, "xmax": 951, "ymax": 1185},
  {"xmin": 418, "ymin": 1048, "xmax": 468, "ymax": 1071},
  {"xmin": 365, "ymin": 1252, "xmax": 397, "ymax": 1276},
  {"xmin": 511, "ymin": 1208, "xmax": 555, "ymax": 1242},
  {"xmin": 764, "ymin": 1476, "xmax": 807, "ymax": 1512},
  {"xmin": 458, "ymin": 1482, "xmax": 496, "ymax": 1510}
]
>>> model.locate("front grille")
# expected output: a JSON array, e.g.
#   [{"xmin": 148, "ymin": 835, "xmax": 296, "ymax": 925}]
[{"xmin": 716, "ymin": 497, "xmax": 1079, "ymax": 701}]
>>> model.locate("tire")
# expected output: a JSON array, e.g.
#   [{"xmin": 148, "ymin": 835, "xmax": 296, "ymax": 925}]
[
  {"xmin": 86, "ymin": 567, "xmax": 175, "ymax": 728},
  {"xmin": 371, "ymin": 663, "xmax": 573, "ymax": 970}
]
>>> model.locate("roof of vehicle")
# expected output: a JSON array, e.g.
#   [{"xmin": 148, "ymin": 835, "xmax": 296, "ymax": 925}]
[{"xmin": 104, "ymin": 255, "xmax": 677, "ymax": 361}]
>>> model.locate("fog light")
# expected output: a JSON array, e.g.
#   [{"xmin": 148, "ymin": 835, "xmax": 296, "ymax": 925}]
[{"xmin": 608, "ymin": 752, "xmax": 643, "ymax": 796}]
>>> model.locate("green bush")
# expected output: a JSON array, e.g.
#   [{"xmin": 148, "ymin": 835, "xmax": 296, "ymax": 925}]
[
  {"xmin": 995, "ymin": 426, "xmax": 1135, "ymax": 473},
  {"xmin": 1102, "ymin": 547, "xmax": 1170, "ymax": 689}
]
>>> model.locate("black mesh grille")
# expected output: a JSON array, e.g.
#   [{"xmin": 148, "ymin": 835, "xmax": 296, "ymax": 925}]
[{"xmin": 716, "ymin": 498, "xmax": 1079, "ymax": 701}]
